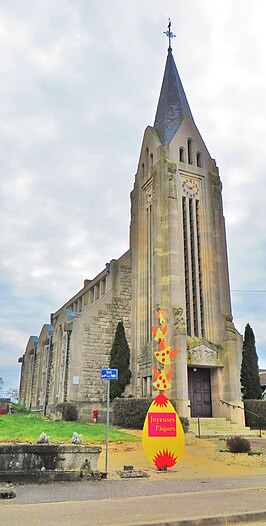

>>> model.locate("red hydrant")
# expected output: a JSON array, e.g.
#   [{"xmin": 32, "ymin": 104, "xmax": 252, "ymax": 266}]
[{"xmin": 93, "ymin": 409, "xmax": 99, "ymax": 423}]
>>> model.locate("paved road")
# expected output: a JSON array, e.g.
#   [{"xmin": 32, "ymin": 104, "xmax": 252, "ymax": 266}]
[{"xmin": 1, "ymin": 475, "xmax": 266, "ymax": 525}]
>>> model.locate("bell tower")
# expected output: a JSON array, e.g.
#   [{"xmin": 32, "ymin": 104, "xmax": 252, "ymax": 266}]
[{"xmin": 130, "ymin": 21, "xmax": 244, "ymax": 424}]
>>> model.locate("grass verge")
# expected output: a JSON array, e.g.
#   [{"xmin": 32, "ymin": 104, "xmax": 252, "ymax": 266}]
[{"xmin": 0, "ymin": 413, "xmax": 140, "ymax": 444}]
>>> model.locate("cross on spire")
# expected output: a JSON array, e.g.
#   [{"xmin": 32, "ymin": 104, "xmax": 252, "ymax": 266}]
[{"xmin": 164, "ymin": 18, "xmax": 176, "ymax": 52}]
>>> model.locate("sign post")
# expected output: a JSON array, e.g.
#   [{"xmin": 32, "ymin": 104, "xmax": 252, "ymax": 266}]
[
  {"xmin": 101, "ymin": 368, "xmax": 118, "ymax": 473},
  {"xmin": 106, "ymin": 379, "xmax": 110, "ymax": 472}
]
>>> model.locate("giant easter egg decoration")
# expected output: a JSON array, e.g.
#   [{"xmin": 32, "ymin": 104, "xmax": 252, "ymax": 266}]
[
  {"xmin": 142, "ymin": 308, "xmax": 184, "ymax": 469},
  {"xmin": 142, "ymin": 393, "xmax": 185, "ymax": 468}
]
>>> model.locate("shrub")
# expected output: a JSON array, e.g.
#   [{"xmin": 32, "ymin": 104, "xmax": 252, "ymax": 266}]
[
  {"xmin": 240, "ymin": 324, "xmax": 261, "ymax": 400},
  {"xmin": 12, "ymin": 403, "xmax": 30, "ymax": 414},
  {"xmin": 112, "ymin": 398, "xmax": 189, "ymax": 433},
  {"xmin": 113, "ymin": 398, "xmax": 151, "ymax": 429},
  {"xmin": 109, "ymin": 321, "xmax": 131, "ymax": 401},
  {"xmin": 56, "ymin": 402, "xmax": 78, "ymax": 421},
  {"xmin": 226, "ymin": 436, "xmax": 251, "ymax": 453}
]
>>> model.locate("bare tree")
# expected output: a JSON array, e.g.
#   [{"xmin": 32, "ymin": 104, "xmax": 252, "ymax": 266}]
[{"xmin": 7, "ymin": 388, "xmax": 19, "ymax": 402}]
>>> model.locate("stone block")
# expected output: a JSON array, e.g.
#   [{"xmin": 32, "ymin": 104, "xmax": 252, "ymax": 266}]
[{"xmin": 0, "ymin": 444, "xmax": 102, "ymax": 482}]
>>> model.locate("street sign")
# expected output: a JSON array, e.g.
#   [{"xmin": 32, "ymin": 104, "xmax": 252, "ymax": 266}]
[{"xmin": 101, "ymin": 368, "xmax": 118, "ymax": 380}]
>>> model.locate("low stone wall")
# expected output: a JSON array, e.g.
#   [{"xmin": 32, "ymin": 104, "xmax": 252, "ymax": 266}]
[{"xmin": 0, "ymin": 444, "xmax": 102, "ymax": 482}]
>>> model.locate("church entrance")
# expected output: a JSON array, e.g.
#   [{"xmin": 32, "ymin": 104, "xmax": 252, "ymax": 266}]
[{"xmin": 188, "ymin": 367, "xmax": 212, "ymax": 417}]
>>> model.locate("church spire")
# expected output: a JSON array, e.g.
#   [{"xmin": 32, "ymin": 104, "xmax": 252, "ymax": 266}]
[{"xmin": 154, "ymin": 21, "xmax": 194, "ymax": 146}]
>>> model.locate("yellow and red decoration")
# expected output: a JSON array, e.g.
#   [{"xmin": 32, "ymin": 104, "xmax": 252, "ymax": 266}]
[
  {"xmin": 151, "ymin": 325, "xmax": 167, "ymax": 342},
  {"xmin": 142, "ymin": 308, "xmax": 184, "ymax": 470},
  {"xmin": 152, "ymin": 366, "xmax": 172, "ymax": 390},
  {"xmin": 154, "ymin": 339, "xmax": 179, "ymax": 365}
]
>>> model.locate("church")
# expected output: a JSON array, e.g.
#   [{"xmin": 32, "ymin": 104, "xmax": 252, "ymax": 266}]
[{"xmin": 18, "ymin": 27, "xmax": 245, "ymax": 426}]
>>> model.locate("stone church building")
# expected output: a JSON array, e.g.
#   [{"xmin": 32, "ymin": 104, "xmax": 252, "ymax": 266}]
[{"xmin": 19, "ymin": 40, "xmax": 245, "ymax": 425}]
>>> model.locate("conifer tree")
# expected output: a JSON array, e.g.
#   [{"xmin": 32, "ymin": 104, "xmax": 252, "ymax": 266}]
[
  {"xmin": 240, "ymin": 323, "xmax": 262, "ymax": 399},
  {"xmin": 109, "ymin": 321, "xmax": 131, "ymax": 401}
]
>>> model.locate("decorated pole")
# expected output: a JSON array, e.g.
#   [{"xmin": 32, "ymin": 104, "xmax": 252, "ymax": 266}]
[{"xmin": 142, "ymin": 308, "xmax": 185, "ymax": 470}]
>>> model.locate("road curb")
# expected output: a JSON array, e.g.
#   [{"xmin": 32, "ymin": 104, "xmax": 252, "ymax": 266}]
[{"xmin": 136, "ymin": 509, "xmax": 266, "ymax": 526}]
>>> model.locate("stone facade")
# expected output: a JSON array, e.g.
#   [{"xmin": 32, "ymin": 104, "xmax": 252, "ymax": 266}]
[
  {"xmin": 19, "ymin": 252, "xmax": 131, "ymax": 417},
  {"xmin": 19, "ymin": 46, "xmax": 245, "ymax": 425}
]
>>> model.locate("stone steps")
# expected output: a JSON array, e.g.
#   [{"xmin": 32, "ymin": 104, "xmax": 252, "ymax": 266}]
[{"xmin": 189, "ymin": 417, "xmax": 258, "ymax": 437}]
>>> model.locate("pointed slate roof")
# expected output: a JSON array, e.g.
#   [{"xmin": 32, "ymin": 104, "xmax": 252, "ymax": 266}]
[{"xmin": 154, "ymin": 49, "xmax": 194, "ymax": 145}]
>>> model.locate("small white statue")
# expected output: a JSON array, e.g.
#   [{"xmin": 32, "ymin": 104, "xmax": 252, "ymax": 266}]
[
  {"xmin": 36, "ymin": 432, "xmax": 50, "ymax": 444},
  {"xmin": 72, "ymin": 432, "xmax": 82, "ymax": 444}
]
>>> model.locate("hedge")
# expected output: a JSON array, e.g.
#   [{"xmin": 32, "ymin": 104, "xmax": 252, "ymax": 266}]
[
  {"xmin": 56, "ymin": 402, "xmax": 78, "ymax": 421},
  {"xmin": 112, "ymin": 398, "xmax": 189, "ymax": 432},
  {"xmin": 244, "ymin": 400, "xmax": 266, "ymax": 429}
]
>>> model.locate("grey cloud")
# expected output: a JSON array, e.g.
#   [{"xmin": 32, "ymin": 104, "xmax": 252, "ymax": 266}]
[{"xmin": 1, "ymin": 1, "xmax": 266, "ymax": 390}]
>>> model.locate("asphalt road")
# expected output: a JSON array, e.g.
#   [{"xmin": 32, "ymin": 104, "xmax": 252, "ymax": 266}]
[{"xmin": 1, "ymin": 475, "xmax": 266, "ymax": 525}]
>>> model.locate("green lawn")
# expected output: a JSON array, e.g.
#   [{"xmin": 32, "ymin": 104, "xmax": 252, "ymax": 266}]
[{"xmin": 0, "ymin": 413, "xmax": 140, "ymax": 444}]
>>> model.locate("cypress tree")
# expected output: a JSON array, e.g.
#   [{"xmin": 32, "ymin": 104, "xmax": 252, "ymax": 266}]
[
  {"xmin": 240, "ymin": 323, "xmax": 262, "ymax": 399},
  {"xmin": 109, "ymin": 321, "xmax": 131, "ymax": 401}
]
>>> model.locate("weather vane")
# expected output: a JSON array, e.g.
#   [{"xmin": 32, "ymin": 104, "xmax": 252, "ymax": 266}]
[{"xmin": 164, "ymin": 18, "xmax": 176, "ymax": 51}]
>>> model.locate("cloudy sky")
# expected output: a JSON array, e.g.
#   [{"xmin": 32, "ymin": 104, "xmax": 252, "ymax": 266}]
[{"xmin": 1, "ymin": 0, "xmax": 266, "ymax": 390}]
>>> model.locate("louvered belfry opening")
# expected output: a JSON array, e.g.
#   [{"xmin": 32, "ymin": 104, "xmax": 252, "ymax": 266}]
[{"xmin": 182, "ymin": 193, "xmax": 204, "ymax": 338}]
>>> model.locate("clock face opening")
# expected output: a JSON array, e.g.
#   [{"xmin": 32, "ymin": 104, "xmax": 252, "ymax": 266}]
[{"xmin": 181, "ymin": 177, "xmax": 200, "ymax": 199}]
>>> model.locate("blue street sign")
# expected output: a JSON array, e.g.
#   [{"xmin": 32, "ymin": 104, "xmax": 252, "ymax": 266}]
[{"xmin": 101, "ymin": 368, "xmax": 118, "ymax": 380}]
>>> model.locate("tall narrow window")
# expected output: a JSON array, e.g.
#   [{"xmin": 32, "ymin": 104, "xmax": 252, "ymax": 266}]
[
  {"xmin": 188, "ymin": 139, "xmax": 193, "ymax": 165},
  {"xmin": 95, "ymin": 283, "xmax": 100, "ymax": 301},
  {"xmin": 146, "ymin": 204, "xmax": 153, "ymax": 341},
  {"xmin": 182, "ymin": 197, "xmax": 191, "ymax": 335},
  {"xmin": 196, "ymin": 200, "xmax": 205, "ymax": 337},
  {"xmin": 89, "ymin": 288, "xmax": 94, "ymax": 305},
  {"xmin": 189, "ymin": 199, "xmax": 198, "ymax": 336},
  {"xmin": 179, "ymin": 147, "xmax": 185, "ymax": 162},
  {"xmin": 196, "ymin": 152, "xmax": 202, "ymax": 167},
  {"xmin": 150, "ymin": 152, "xmax": 153, "ymax": 167},
  {"xmin": 143, "ymin": 185, "xmax": 153, "ymax": 344},
  {"xmin": 101, "ymin": 277, "xmax": 106, "ymax": 295},
  {"xmin": 146, "ymin": 147, "xmax": 149, "ymax": 171},
  {"xmin": 142, "ymin": 376, "xmax": 152, "ymax": 397},
  {"xmin": 142, "ymin": 377, "xmax": 147, "ymax": 397}
]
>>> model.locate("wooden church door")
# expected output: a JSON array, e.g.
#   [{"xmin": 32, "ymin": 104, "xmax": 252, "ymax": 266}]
[{"xmin": 188, "ymin": 368, "xmax": 212, "ymax": 417}]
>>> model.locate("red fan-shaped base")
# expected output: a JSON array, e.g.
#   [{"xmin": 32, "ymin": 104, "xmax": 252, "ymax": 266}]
[{"xmin": 153, "ymin": 448, "xmax": 178, "ymax": 468}]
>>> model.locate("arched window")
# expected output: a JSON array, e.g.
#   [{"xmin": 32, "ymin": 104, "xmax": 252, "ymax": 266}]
[
  {"xmin": 187, "ymin": 138, "xmax": 193, "ymax": 165},
  {"xmin": 196, "ymin": 152, "xmax": 202, "ymax": 168},
  {"xmin": 150, "ymin": 152, "xmax": 153, "ymax": 167},
  {"xmin": 179, "ymin": 147, "xmax": 185, "ymax": 163},
  {"xmin": 142, "ymin": 162, "xmax": 145, "ymax": 177}
]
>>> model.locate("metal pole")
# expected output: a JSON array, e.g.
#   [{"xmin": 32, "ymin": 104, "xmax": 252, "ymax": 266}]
[
  {"xmin": 197, "ymin": 416, "xmax": 201, "ymax": 438},
  {"xmin": 105, "ymin": 379, "xmax": 110, "ymax": 472}
]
